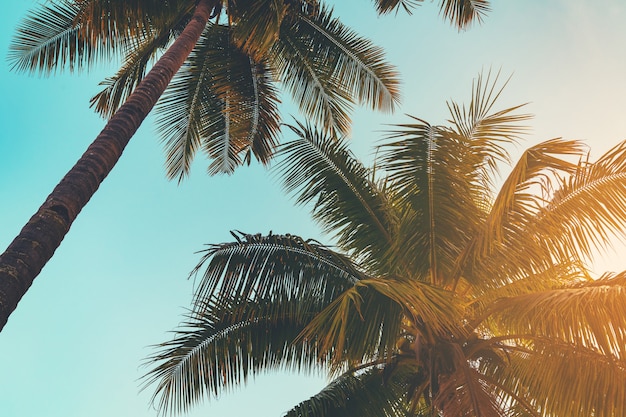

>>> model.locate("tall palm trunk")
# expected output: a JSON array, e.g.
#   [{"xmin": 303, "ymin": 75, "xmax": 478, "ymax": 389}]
[{"xmin": 0, "ymin": 0, "xmax": 215, "ymax": 331}]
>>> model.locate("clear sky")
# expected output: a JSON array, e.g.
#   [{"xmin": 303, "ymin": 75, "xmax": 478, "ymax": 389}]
[{"xmin": 1, "ymin": 1, "xmax": 626, "ymax": 416}]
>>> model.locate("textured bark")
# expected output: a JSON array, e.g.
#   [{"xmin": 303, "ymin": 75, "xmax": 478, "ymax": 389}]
[{"xmin": 0, "ymin": 0, "xmax": 215, "ymax": 331}]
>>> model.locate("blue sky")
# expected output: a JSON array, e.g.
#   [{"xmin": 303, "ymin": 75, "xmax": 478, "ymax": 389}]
[{"xmin": 1, "ymin": 1, "xmax": 626, "ymax": 416}]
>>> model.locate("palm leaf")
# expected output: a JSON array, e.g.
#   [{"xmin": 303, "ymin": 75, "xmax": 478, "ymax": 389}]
[
  {"xmin": 155, "ymin": 24, "xmax": 281, "ymax": 179},
  {"xmin": 276, "ymin": 122, "xmax": 399, "ymax": 274},
  {"xmin": 9, "ymin": 0, "xmax": 101, "ymax": 73},
  {"xmin": 284, "ymin": 364, "xmax": 414, "ymax": 417},
  {"xmin": 439, "ymin": 0, "xmax": 491, "ymax": 28},
  {"xmin": 381, "ymin": 121, "xmax": 483, "ymax": 285},
  {"xmin": 433, "ymin": 345, "xmax": 502, "ymax": 417},
  {"xmin": 229, "ymin": 0, "xmax": 288, "ymax": 61},
  {"xmin": 189, "ymin": 231, "xmax": 364, "ymax": 313},
  {"xmin": 487, "ymin": 272, "xmax": 626, "ymax": 357},
  {"xmin": 301, "ymin": 277, "xmax": 462, "ymax": 367},
  {"xmin": 373, "ymin": 0, "xmax": 423, "ymax": 15},
  {"xmin": 144, "ymin": 295, "xmax": 324, "ymax": 415},
  {"xmin": 528, "ymin": 140, "xmax": 626, "ymax": 261},
  {"xmin": 479, "ymin": 339, "xmax": 626, "ymax": 417},
  {"xmin": 271, "ymin": 25, "xmax": 352, "ymax": 135},
  {"xmin": 293, "ymin": 4, "xmax": 401, "ymax": 113},
  {"xmin": 89, "ymin": 6, "xmax": 194, "ymax": 118}
]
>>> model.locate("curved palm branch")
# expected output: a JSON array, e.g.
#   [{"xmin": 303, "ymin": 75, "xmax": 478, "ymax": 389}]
[
  {"xmin": 145, "ymin": 296, "xmax": 323, "ymax": 415},
  {"xmin": 381, "ymin": 122, "xmax": 484, "ymax": 284},
  {"xmin": 8, "ymin": 0, "xmax": 192, "ymax": 74},
  {"xmin": 479, "ymin": 338, "xmax": 626, "ymax": 417},
  {"xmin": 374, "ymin": 0, "xmax": 490, "ymax": 29},
  {"xmin": 9, "ymin": 0, "xmax": 102, "ymax": 73},
  {"xmin": 463, "ymin": 139, "xmax": 587, "ymax": 289},
  {"xmin": 276, "ymin": 122, "xmax": 400, "ymax": 274},
  {"xmin": 271, "ymin": 5, "xmax": 400, "ymax": 135},
  {"xmin": 299, "ymin": 276, "xmax": 464, "ymax": 368},
  {"xmin": 447, "ymin": 70, "xmax": 531, "ymax": 182},
  {"xmin": 189, "ymin": 231, "xmax": 365, "ymax": 312},
  {"xmin": 89, "ymin": 7, "xmax": 193, "ymax": 118},
  {"xmin": 284, "ymin": 364, "xmax": 414, "ymax": 417},
  {"xmin": 439, "ymin": 0, "xmax": 490, "ymax": 28},
  {"xmin": 487, "ymin": 272, "xmax": 626, "ymax": 357},
  {"xmin": 228, "ymin": 0, "xmax": 288, "ymax": 61},
  {"xmin": 293, "ymin": 5, "xmax": 400, "ymax": 112},
  {"xmin": 528, "ymin": 140, "xmax": 626, "ymax": 261},
  {"xmin": 156, "ymin": 24, "xmax": 282, "ymax": 178},
  {"xmin": 146, "ymin": 231, "xmax": 369, "ymax": 414}
]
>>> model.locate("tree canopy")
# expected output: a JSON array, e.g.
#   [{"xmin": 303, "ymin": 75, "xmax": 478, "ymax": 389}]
[{"xmin": 145, "ymin": 73, "xmax": 626, "ymax": 416}]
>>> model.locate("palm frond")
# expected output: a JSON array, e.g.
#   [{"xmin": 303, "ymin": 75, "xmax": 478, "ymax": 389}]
[
  {"xmin": 89, "ymin": 5, "xmax": 194, "ymax": 118},
  {"xmin": 468, "ymin": 139, "xmax": 586, "ymax": 282},
  {"xmin": 190, "ymin": 231, "xmax": 364, "ymax": 313},
  {"xmin": 285, "ymin": 364, "xmax": 414, "ymax": 417},
  {"xmin": 90, "ymin": 33, "xmax": 169, "ymax": 118},
  {"xmin": 439, "ymin": 0, "xmax": 491, "ymax": 29},
  {"xmin": 487, "ymin": 272, "xmax": 626, "ymax": 357},
  {"xmin": 433, "ymin": 345, "xmax": 502, "ymax": 417},
  {"xmin": 529, "ymin": 139, "xmax": 626, "ymax": 261},
  {"xmin": 373, "ymin": 0, "xmax": 423, "ymax": 15},
  {"xmin": 9, "ymin": 0, "xmax": 101, "ymax": 73},
  {"xmin": 301, "ymin": 277, "xmax": 462, "ymax": 367},
  {"xmin": 144, "ymin": 296, "xmax": 324, "ymax": 415},
  {"xmin": 293, "ymin": 5, "xmax": 401, "ymax": 113},
  {"xmin": 381, "ymin": 121, "xmax": 483, "ymax": 284},
  {"xmin": 447, "ymin": 70, "xmax": 531, "ymax": 184},
  {"xmin": 156, "ymin": 24, "xmax": 281, "ymax": 179},
  {"xmin": 479, "ymin": 338, "xmax": 626, "ymax": 417},
  {"xmin": 276, "ymin": 122, "xmax": 399, "ymax": 274},
  {"xmin": 271, "ymin": 26, "xmax": 352, "ymax": 135},
  {"xmin": 229, "ymin": 0, "xmax": 288, "ymax": 60}
]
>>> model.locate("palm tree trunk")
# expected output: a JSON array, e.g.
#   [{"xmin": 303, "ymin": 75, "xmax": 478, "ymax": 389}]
[{"xmin": 0, "ymin": 0, "xmax": 215, "ymax": 331}]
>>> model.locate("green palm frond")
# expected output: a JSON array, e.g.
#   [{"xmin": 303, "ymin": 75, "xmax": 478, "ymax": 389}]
[
  {"xmin": 73, "ymin": 0, "xmax": 191, "ymax": 44},
  {"xmin": 298, "ymin": 279, "xmax": 403, "ymax": 367},
  {"xmin": 293, "ymin": 5, "xmax": 401, "ymax": 113},
  {"xmin": 480, "ymin": 339, "xmax": 626, "ymax": 417},
  {"xmin": 155, "ymin": 24, "xmax": 281, "ymax": 179},
  {"xmin": 228, "ymin": 0, "xmax": 288, "ymax": 60},
  {"xmin": 301, "ymin": 277, "xmax": 462, "ymax": 367},
  {"xmin": 466, "ymin": 139, "xmax": 586, "ymax": 286},
  {"xmin": 480, "ymin": 138, "xmax": 583, "ymax": 247},
  {"xmin": 530, "ymin": 140, "xmax": 626, "ymax": 260},
  {"xmin": 285, "ymin": 364, "xmax": 414, "ymax": 417},
  {"xmin": 9, "ymin": 0, "xmax": 101, "ymax": 73},
  {"xmin": 488, "ymin": 272, "xmax": 626, "ymax": 356},
  {"xmin": 89, "ymin": 33, "xmax": 170, "ymax": 118},
  {"xmin": 190, "ymin": 231, "xmax": 364, "ymax": 312},
  {"xmin": 89, "ymin": 6, "xmax": 194, "ymax": 118},
  {"xmin": 373, "ymin": 0, "xmax": 423, "ymax": 15},
  {"xmin": 381, "ymin": 121, "xmax": 483, "ymax": 284},
  {"xmin": 144, "ymin": 296, "xmax": 324, "ymax": 415},
  {"xmin": 271, "ymin": 26, "xmax": 352, "ymax": 135},
  {"xmin": 276, "ymin": 122, "xmax": 399, "ymax": 273},
  {"xmin": 272, "ymin": 5, "xmax": 400, "ymax": 135},
  {"xmin": 439, "ymin": 0, "xmax": 490, "ymax": 28},
  {"xmin": 447, "ymin": 70, "xmax": 531, "ymax": 183},
  {"xmin": 469, "ymin": 261, "xmax": 585, "ymax": 308},
  {"xmin": 8, "ymin": 0, "xmax": 192, "ymax": 74}
]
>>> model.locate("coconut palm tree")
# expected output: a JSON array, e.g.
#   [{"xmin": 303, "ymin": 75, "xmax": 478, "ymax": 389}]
[
  {"xmin": 0, "ymin": 0, "xmax": 491, "ymax": 331},
  {"xmin": 145, "ymin": 73, "xmax": 626, "ymax": 416}
]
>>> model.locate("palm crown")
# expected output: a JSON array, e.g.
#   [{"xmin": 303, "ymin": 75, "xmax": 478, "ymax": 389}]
[
  {"xmin": 146, "ymin": 73, "xmax": 626, "ymax": 416},
  {"xmin": 11, "ymin": 0, "xmax": 405, "ymax": 179}
]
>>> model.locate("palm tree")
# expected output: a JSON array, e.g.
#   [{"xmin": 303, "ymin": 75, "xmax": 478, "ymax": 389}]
[
  {"xmin": 145, "ymin": 73, "xmax": 626, "ymax": 416},
  {"xmin": 0, "ymin": 0, "xmax": 491, "ymax": 332}
]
